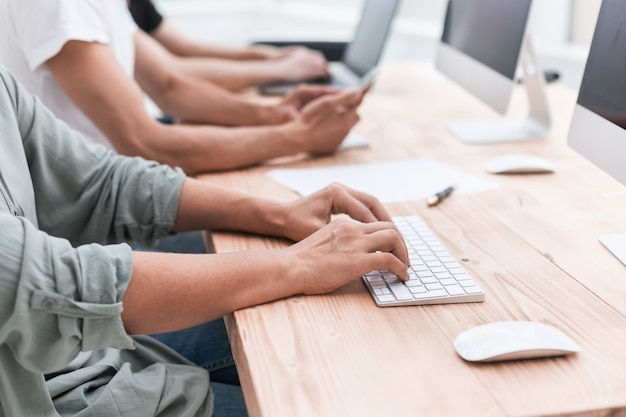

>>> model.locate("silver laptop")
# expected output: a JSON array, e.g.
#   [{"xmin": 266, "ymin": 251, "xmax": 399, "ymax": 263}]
[{"xmin": 259, "ymin": 0, "xmax": 401, "ymax": 95}]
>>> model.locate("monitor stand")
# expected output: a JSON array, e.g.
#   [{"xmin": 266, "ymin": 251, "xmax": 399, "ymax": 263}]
[
  {"xmin": 599, "ymin": 234, "xmax": 626, "ymax": 266},
  {"xmin": 447, "ymin": 39, "xmax": 551, "ymax": 144}
]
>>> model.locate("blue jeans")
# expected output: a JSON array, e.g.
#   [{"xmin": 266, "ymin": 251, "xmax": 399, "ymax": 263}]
[
  {"xmin": 211, "ymin": 382, "xmax": 248, "ymax": 417},
  {"xmin": 133, "ymin": 232, "xmax": 246, "ymax": 416},
  {"xmin": 150, "ymin": 319, "xmax": 239, "ymax": 385}
]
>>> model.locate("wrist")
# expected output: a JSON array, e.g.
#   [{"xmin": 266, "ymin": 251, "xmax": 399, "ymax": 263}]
[
  {"xmin": 268, "ymin": 122, "xmax": 308, "ymax": 157},
  {"xmin": 270, "ymin": 248, "xmax": 306, "ymax": 296},
  {"xmin": 260, "ymin": 103, "xmax": 293, "ymax": 125},
  {"xmin": 258, "ymin": 200, "xmax": 290, "ymax": 238}
]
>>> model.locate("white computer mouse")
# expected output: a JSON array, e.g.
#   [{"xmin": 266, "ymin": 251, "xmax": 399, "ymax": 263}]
[
  {"xmin": 485, "ymin": 154, "xmax": 556, "ymax": 174},
  {"xmin": 453, "ymin": 321, "xmax": 580, "ymax": 362}
]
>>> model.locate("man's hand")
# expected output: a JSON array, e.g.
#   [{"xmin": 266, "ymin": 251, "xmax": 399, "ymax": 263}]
[
  {"xmin": 276, "ymin": 47, "xmax": 329, "ymax": 82},
  {"xmin": 287, "ymin": 88, "xmax": 364, "ymax": 155},
  {"xmin": 270, "ymin": 84, "xmax": 339, "ymax": 123},
  {"xmin": 278, "ymin": 183, "xmax": 393, "ymax": 242},
  {"xmin": 246, "ymin": 44, "xmax": 294, "ymax": 60},
  {"xmin": 285, "ymin": 218, "xmax": 409, "ymax": 295}
]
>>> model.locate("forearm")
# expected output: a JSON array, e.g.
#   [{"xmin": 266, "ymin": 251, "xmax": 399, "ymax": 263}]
[
  {"xmin": 169, "ymin": 57, "xmax": 291, "ymax": 91},
  {"xmin": 122, "ymin": 249, "xmax": 298, "ymax": 334},
  {"xmin": 146, "ymin": 71, "xmax": 281, "ymax": 126},
  {"xmin": 134, "ymin": 30, "xmax": 284, "ymax": 126},
  {"xmin": 132, "ymin": 121, "xmax": 303, "ymax": 175},
  {"xmin": 122, "ymin": 214, "xmax": 411, "ymax": 335},
  {"xmin": 172, "ymin": 177, "xmax": 288, "ymax": 236},
  {"xmin": 153, "ymin": 20, "xmax": 274, "ymax": 60},
  {"xmin": 172, "ymin": 41, "xmax": 269, "ymax": 61}
]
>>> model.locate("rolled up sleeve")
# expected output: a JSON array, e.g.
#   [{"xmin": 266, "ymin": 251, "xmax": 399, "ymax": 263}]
[
  {"xmin": 0, "ymin": 214, "xmax": 135, "ymax": 374},
  {"xmin": 0, "ymin": 63, "xmax": 186, "ymax": 248}
]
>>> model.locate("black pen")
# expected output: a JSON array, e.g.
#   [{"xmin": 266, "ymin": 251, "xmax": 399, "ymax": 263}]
[{"xmin": 426, "ymin": 185, "xmax": 456, "ymax": 207}]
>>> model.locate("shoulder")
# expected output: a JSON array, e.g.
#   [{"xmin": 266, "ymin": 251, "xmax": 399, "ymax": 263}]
[
  {"xmin": 5, "ymin": 0, "xmax": 132, "ymax": 67},
  {"xmin": 6, "ymin": 0, "xmax": 128, "ymax": 28},
  {"xmin": 0, "ymin": 66, "xmax": 19, "ymax": 100}
]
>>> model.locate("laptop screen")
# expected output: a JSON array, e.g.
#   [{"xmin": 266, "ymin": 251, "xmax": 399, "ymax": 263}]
[{"xmin": 343, "ymin": 0, "xmax": 400, "ymax": 77}]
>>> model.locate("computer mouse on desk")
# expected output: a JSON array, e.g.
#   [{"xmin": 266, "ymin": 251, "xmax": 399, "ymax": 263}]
[
  {"xmin": 485, "ymin": 154, "xmax": 556, "ymax": 174},
  {"xmin": 453, "ymin": 321, "xmax": 580, "ymax": 362}
]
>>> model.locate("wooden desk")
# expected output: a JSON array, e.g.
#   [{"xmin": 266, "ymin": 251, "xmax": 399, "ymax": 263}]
[{"xmin": 201, "ymin": 62, "xmax": 626, "ymax": 417}]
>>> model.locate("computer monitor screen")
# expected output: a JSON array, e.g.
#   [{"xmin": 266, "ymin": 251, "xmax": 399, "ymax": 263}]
[
  {"xmin": 441, "ymin": 0, "xmax": 530, "ymax": 82},
  {"xmin": 567, "ymin": 0, "xmax": 626, "ymax": 265},
  {"xmin": 576, "ymin": 1, "xmax": 626, "ymax": 130},
  {"xmin": 568, "ymin": 0, "xmax": 626, "ymax": 185},
  {"xmin": 343, "ymin": 0, "xmax": 400, "ymax": 77},
  {"xmin": 435, "ymin": 0, "xmax": 550, "ymax": 144}
]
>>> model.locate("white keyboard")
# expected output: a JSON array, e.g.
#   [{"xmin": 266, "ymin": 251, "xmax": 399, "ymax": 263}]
[{"xmin": 362, "ymin": 216, "xmax": 485, "ymax": 307}]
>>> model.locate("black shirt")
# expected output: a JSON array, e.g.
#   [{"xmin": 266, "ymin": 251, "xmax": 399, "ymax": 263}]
[{"xmin": 129, "ymin": 0, "xmax": 163, "ymax": 34}]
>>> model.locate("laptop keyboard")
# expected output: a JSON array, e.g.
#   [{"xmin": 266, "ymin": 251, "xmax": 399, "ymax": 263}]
[
  {"xmin": 327, "ymin": 62, "xmax": 362, "ymax": 87},
  {"xmin": 362, "ymin": 215, "xmax": 485, "ymax": 307}
]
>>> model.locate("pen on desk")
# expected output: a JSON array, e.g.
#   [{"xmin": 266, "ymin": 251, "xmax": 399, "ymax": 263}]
[{"xmin": 426, "ymin": 185, "xmax": 456, "ymax": 207}]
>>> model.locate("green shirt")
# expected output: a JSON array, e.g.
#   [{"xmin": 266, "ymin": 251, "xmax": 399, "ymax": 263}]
[{"xmin": 0, "ymin": 67, "xmax": 212, "ymax": 416}]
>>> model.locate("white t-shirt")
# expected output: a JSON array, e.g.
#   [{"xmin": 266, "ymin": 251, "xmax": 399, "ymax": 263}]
[{"xmin": 0, "ymin": 0, "xmax": 137, "ymax": 149}]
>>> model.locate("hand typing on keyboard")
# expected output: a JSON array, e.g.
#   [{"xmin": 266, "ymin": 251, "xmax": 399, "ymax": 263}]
[
  {"xmin": 278, "ymin": 183, "xmax": 404, "ymax": 242},
  {"xmin": 244, "ymin": 183, "xmax": 409, "ymax": 297},
  {"xmin": 287, "ymin": 217, "xmax": 409, "ymax": 294},
  {"xmin": 362, "ymin": 216, "xmax": 485, "ymax": 307}
]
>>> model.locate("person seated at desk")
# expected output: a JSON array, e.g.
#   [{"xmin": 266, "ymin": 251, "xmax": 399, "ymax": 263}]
[
  {"xmin": 0, "ymin": 0, "xmax": 359, "ymax": 176},
  {"xmin": 0, "ymin": 66, "xmax": 409, "ymax": 417},
  {"xmin": 129, "ymin": 0, "xmax": 331, "ymax": 91},
  {"xmin": 0, "ymin": 1, "xmax": 366, "ymax": 405}
]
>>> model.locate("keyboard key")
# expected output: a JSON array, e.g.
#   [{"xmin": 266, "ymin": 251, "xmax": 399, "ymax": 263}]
[
  {"xmin": 455, "ymin": 274, "xmax": 473, "ymax": 282},
  {"xmin": 389, "ymin": 284, "xmax": 413, "ymax": 301},
  {"xmin": 409, "ymin": 286, "xmax": 427, "ymax": 294},
  {"xmin": 366, "ymin": 274, "xmax": 384, "ymax": 283},
  {"xmin": 445, "ymin": 285, "xmax": 466, "ymax": 296},
  {"xmin": 425, "ymin": 283, "xmax": 443, "ymax": 291},
  {"xmin": 464, "ymin": 286, "xmax": 484, "ymax": 294},
  {"xmin": 438, "ymin": 278, "xmax": 457, "ymax": 286},
  {"xmin": 413, "ymin": 289, "xmax": 448, "ymax": 299},
  {"xmin": 374, "ymin": 287, "xmax": 391, "ymax": 296},
  {"xmin": 377, "ymin": 294, "xmax": 396, "ymax": 303}
]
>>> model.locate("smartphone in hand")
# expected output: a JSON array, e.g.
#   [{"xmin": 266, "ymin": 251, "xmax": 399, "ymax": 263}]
[{"xmin": 360, "ymin": 67, "xmax": 379, "ymax": 94}]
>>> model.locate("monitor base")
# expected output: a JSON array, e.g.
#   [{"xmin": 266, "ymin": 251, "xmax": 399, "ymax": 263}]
[
  {"xmin": 599, "ymin": 234, "xmax": 626, "ymax": 266},
  {"xmin": 442, "ymin": 37, "xmax": 551, "ymax": 146},
  {"xmin": 447, "ymin": 118, "xmax": 548, "ymax": 144}
]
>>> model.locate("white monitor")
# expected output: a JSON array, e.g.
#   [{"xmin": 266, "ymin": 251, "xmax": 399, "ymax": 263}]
[
  {"xmin": 435, "ymin": 0, "xmax": 551, "ymax": 144},
  {"xmin": 567, "ymin": 0, "xmax": 626, "ymax": 266}
]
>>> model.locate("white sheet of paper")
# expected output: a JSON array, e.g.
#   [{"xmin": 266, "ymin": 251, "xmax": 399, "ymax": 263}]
[{"xmin": 267, "ymin": 158, "xmax": 498, "ymax": 204}]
